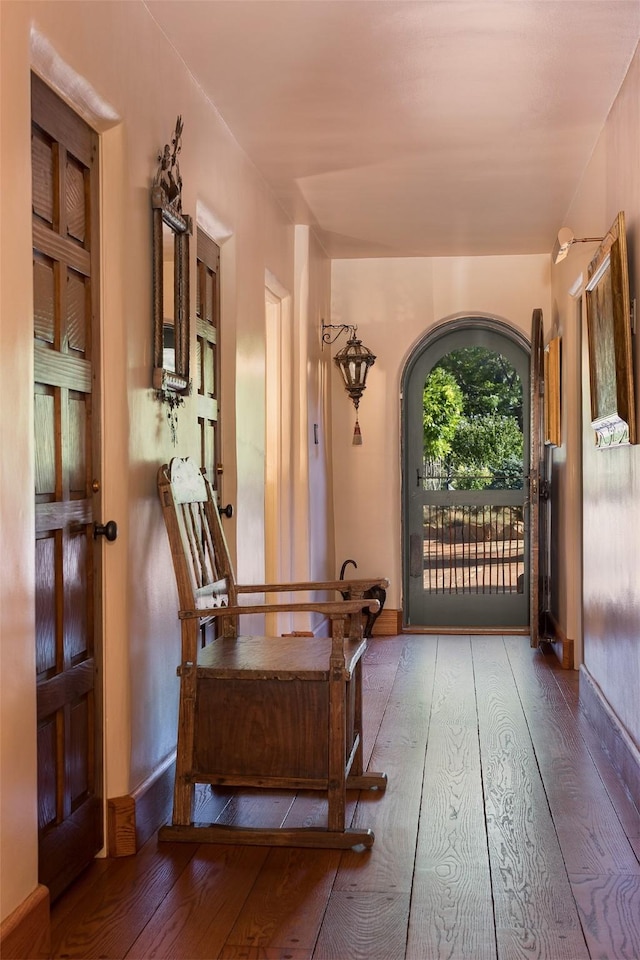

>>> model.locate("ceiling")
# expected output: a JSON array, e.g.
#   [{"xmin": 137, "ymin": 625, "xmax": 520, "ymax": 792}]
[{"xmin": 146, "ymin": 0, "xmax": 640, "ymax": 259}]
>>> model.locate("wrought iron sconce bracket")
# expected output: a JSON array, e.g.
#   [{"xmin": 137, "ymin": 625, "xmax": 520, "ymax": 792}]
[{"xmin": 321, "ymin": 322, "xmax": 357, "ymax": 347}]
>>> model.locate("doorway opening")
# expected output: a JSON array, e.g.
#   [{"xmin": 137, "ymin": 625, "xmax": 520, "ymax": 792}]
[
  {"xmin": 264, "ymin": 279, "xmax": 293, "ymax": 636},
  {"xmin": 403, "ymin": 319, "xmax": 531, "ymax": 629}
]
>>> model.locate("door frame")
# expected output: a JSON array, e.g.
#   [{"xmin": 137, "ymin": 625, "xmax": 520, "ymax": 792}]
[{"xmin": 401, "ymin": 315, "xmax": 532, "ymax": 631}]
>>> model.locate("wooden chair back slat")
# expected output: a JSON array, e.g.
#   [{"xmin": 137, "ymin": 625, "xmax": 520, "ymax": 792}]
[{"xmin": 188, "ymin": 502, "xmax": 209, "ymax": 587}]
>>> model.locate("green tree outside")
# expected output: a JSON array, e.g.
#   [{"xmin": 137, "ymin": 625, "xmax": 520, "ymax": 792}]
[
  {"xmin": 423, "ymin": 347, "xmax": 524, "ymax": 489},
  {"xmin": 422, "ymin": 367, "xmax": 464, "ymax": 461}
]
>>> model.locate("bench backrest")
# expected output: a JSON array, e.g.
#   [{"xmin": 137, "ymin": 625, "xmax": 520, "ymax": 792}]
[{"xmin": 158, "ymin": 458, "xmax": 238, "ymax": 616}]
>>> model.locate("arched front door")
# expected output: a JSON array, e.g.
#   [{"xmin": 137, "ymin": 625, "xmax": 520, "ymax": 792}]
[{"xmin": 403, "ymin": 318, "xmax": 534, "ymax": 630}]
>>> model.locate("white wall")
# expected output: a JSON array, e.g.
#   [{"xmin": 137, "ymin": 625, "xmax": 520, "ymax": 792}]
[
  {"xmin": 330, "ymin": 255, "xmax": 552, "ymax": 610},
  {"xmin": 0, "ymin": 0, "xmax": 333, "ymax": 922},
  {"xmin": 551, "ymin": 44, "xmax": 640, "ymax": 750}
]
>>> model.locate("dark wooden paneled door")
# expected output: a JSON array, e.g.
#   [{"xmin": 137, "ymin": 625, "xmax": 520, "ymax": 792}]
[
  {"xmin": 529, "ymin": 308, "xmax": 544, "ymax": 647},
  {"xmin": 31, "ymin": 75, "xmax": 103, "ymax": 900},
  {"xmin": 195, "ymin": 229, "xmax": 221, "ymax": 490}
]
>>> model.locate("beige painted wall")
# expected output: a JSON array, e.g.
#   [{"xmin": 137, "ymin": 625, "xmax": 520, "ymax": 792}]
[
  {"xmin": 551, "ymin": 44, "xmax": 640, "ymax": 750},
  {"xmin": 330, "ymin": 255, "xmax": 552, "ymax": 611},
  {"xmin": 0, "ymin": 0, "xmax": 333, "ymax": 922}
]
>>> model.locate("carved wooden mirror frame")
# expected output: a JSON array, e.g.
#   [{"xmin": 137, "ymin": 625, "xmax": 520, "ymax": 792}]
[{"xmin": 152, "ymin": 116, "xmax": 192, "ymax": 397}]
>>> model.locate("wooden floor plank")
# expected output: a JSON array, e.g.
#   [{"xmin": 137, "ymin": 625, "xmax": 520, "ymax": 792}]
[
  {"xmin": 48, "ymin": 635, "xmax": 640, "ymax": 960},
  {"xmin": 222, "ymin": 847, "xmax": 341, "ymax": 953},
  {"xmin": 193, "ymin": 783, "xmax": 238, "ymax": 823},
  {"xmin": 569, "ymin": 872, "xmax": 640, "ymax": 960},
  {"xmin": 571, "ymin": 717, "xmax": 640, "ymax": 843},
  {"xmin": 472, "ymin": 636, "xmax": 589, "ymax": 960},
  {"xmin": 125, "ymin": 845, "xmax": 269, "ymax": 959},
  {"xmin": 361, "ymin": 658, "xmax": 400, "ymax": 765},
  {"xmin": 541, "ymin": 648, "xmax": 640, "ymax": 844},
  {"xmin": 313, "ymin": 892, "xmax": 410, "ymax": 960},
  {"xmin": 218, "ymin": 948, "xmax": 311, "ymax": 959},
  {"xmin": 214, "ymin": 790, "xmax": 296, "ymax": 829},
  {"xmin": 45, "ymin": 857, "xmax": 112, "ymax": 930},
  {"xmin": 407, "ymin": 636, "xmax": 496, "ymax": 960},
  {"xmin": 505, "ymin": 637, "xmax": 640, "ymax": 876},
  {"xmin": 280, "ymin": 644, "xmax": 398, "ymax": 835},
  {"xmin": 333, "ymin": 636, "xmax": 437, "ymax": 894},
  {"xmin": 51, "ymin": 837, "xmax": 199, "ymax": 958},
  {"xmin": 360, "ymin": 635, "xmax": 407, "ymax": 667}
]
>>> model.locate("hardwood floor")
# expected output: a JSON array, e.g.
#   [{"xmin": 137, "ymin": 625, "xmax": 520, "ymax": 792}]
[{"xmin": 50, "ymin": 635, "xmax": 640, "ymax": 960}]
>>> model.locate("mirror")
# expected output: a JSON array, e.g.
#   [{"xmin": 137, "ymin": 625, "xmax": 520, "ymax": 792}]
[{"xmin": 152, "ymin": 116, "xmax": 192, "ymax": 395}]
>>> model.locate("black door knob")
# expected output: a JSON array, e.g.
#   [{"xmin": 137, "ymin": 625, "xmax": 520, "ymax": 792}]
[
  {"xmin": 94, "ymin": 520, "xmax": 118, "ymax": 541},
  {"xmin": 218, "ymin": 503, "xmax": 233, "ymax": 519}
]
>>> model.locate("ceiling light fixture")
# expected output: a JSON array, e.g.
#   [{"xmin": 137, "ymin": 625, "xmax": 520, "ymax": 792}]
[
  {"xmin": 322, "ymin": 322, "xmax": 376, "ymax": 445},
  {"xmin": 553, "ymin": 227, "xmax": 603, "ymax": 265}
]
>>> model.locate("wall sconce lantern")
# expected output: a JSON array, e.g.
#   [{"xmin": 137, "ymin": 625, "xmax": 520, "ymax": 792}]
[{"xmin": 322, "ymin": 323, "xmax": 376, "ymax": 445}]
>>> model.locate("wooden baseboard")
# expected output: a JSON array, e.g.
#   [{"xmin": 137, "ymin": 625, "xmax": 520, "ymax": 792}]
[
  {"xmin": 579, "ymin": 666, "xmax": 640, "ymax": 809},
  {"xmin": 402, "ymin": 625, "xmax": 528, "ymax": 635},
  {"xmin": 0, "ymin": 884, "xmax": 50, "ymax": 960},
  {"xmin": 372, "ymin": 608, "xmax": 402, "ymax": 636},
  {"xmin": 107, "ymin": 795, "xmax": 137, "ymax": 857},
  {"xmin": 546, "ymin": 613, "xmax": 574, "ymax": 669},
  {"xmin": 107, "ymin": 754, "xmax": 176, "ymax": 857}
]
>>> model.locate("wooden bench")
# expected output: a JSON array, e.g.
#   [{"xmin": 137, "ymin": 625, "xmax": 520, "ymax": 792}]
[{"xmin": 157, "ymin": 457, "xmax": 389, "ymax": 849}]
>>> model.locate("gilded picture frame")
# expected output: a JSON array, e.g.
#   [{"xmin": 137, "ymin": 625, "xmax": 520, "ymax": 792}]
[
  {"xmin": 585, "ymin": 211, "xmax": 635, "ymax": 447},
  {"xmin": 544, "ymin": 336, "xmax": 561, "ymax": 447},
  {"xmin": 152, "ymin": 116, "xmax": 192, "ymax": 396}
]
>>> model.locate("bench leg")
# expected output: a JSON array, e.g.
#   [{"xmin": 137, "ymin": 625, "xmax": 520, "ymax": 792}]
[
  {"xmin": 172, "ymin": 644, "xmax": 197, "ymax": 826},
  {"xmin": 347, "ymin": 772, "xmax": 388, "ymax": 791}
]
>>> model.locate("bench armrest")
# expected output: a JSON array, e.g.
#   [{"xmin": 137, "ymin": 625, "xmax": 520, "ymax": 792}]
[
  {"xmin": 179, "ymin": 597, "xmax": 380, "ymax": 620},
  {"xmin": 235, "ymin": 577, "xmax": 389, "ymax": 594}
]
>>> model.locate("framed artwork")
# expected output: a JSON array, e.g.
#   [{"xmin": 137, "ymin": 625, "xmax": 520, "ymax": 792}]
[
  {"xmin": 585, "ymin": 211, "xmax": 635, "ymax": 447},
  {"xmin": 544, "ymin": 336, "xmax": 561, "ymax": 446}
]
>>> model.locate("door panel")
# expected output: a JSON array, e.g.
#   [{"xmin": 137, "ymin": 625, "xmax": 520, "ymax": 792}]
[
  {"xmin": 529, "ymin": 308, "xmax": 544, "ymax": 646},
  {"xmin": 404, "ymin": 323, "xmax": 530, "ymax": 629},
  {"xmin": 196, "ymin": 229, "xmax": 222, "ymax": 646},
  {"xmin": 31, "ymin": 74, "xmax": 102, "ymax": 901}
]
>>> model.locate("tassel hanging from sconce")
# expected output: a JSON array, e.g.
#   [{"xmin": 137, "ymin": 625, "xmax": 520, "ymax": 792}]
[
  {"xmin": 353, "ymin": 414, "xmax": 363, "ymax": 445},
  {"xmin": 321, "ymin": 321, "xmax": 376, "ymax": 445}
]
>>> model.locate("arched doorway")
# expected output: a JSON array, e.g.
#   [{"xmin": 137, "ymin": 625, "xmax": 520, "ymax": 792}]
[{"xmin": 402, "ymin": 317, "xmax": 533, "ymax": 630}]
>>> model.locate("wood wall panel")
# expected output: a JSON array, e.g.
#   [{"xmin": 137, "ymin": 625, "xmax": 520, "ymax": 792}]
[
  {"xmin": 67, "ymin": 393, "xmax": 87, "ymax": 493},
  {"xmin": 31, "ymin": 130, "xmax": 54, "ymax": 224},
  {"xmin": 35, "ymin": 535, "xmax": 56, "ymax": 674},
  {"xmin": 65, "ymin": 156, "xmax": 86, "ymax": 243},
  {"xmin": 37, "ymin": 718, "xmax": 57, "ymax": 830},
  {"xmin": 66, "ymin": 270, "xmax": 87, "ymax": 354},
  {"xmin": 69, "ymin": 696, "xmax": 89, "ymax": 804},
  {"xmin": 33, "ymin": 255, "xmax": 55, "ymax": 342},
  {"xmin": 194, "ymin": 678, "xmax": 329, "ymax": 779},
  {"xmin": 64, "ymin": 532, "xmax": 88, "ymax": 662}
]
